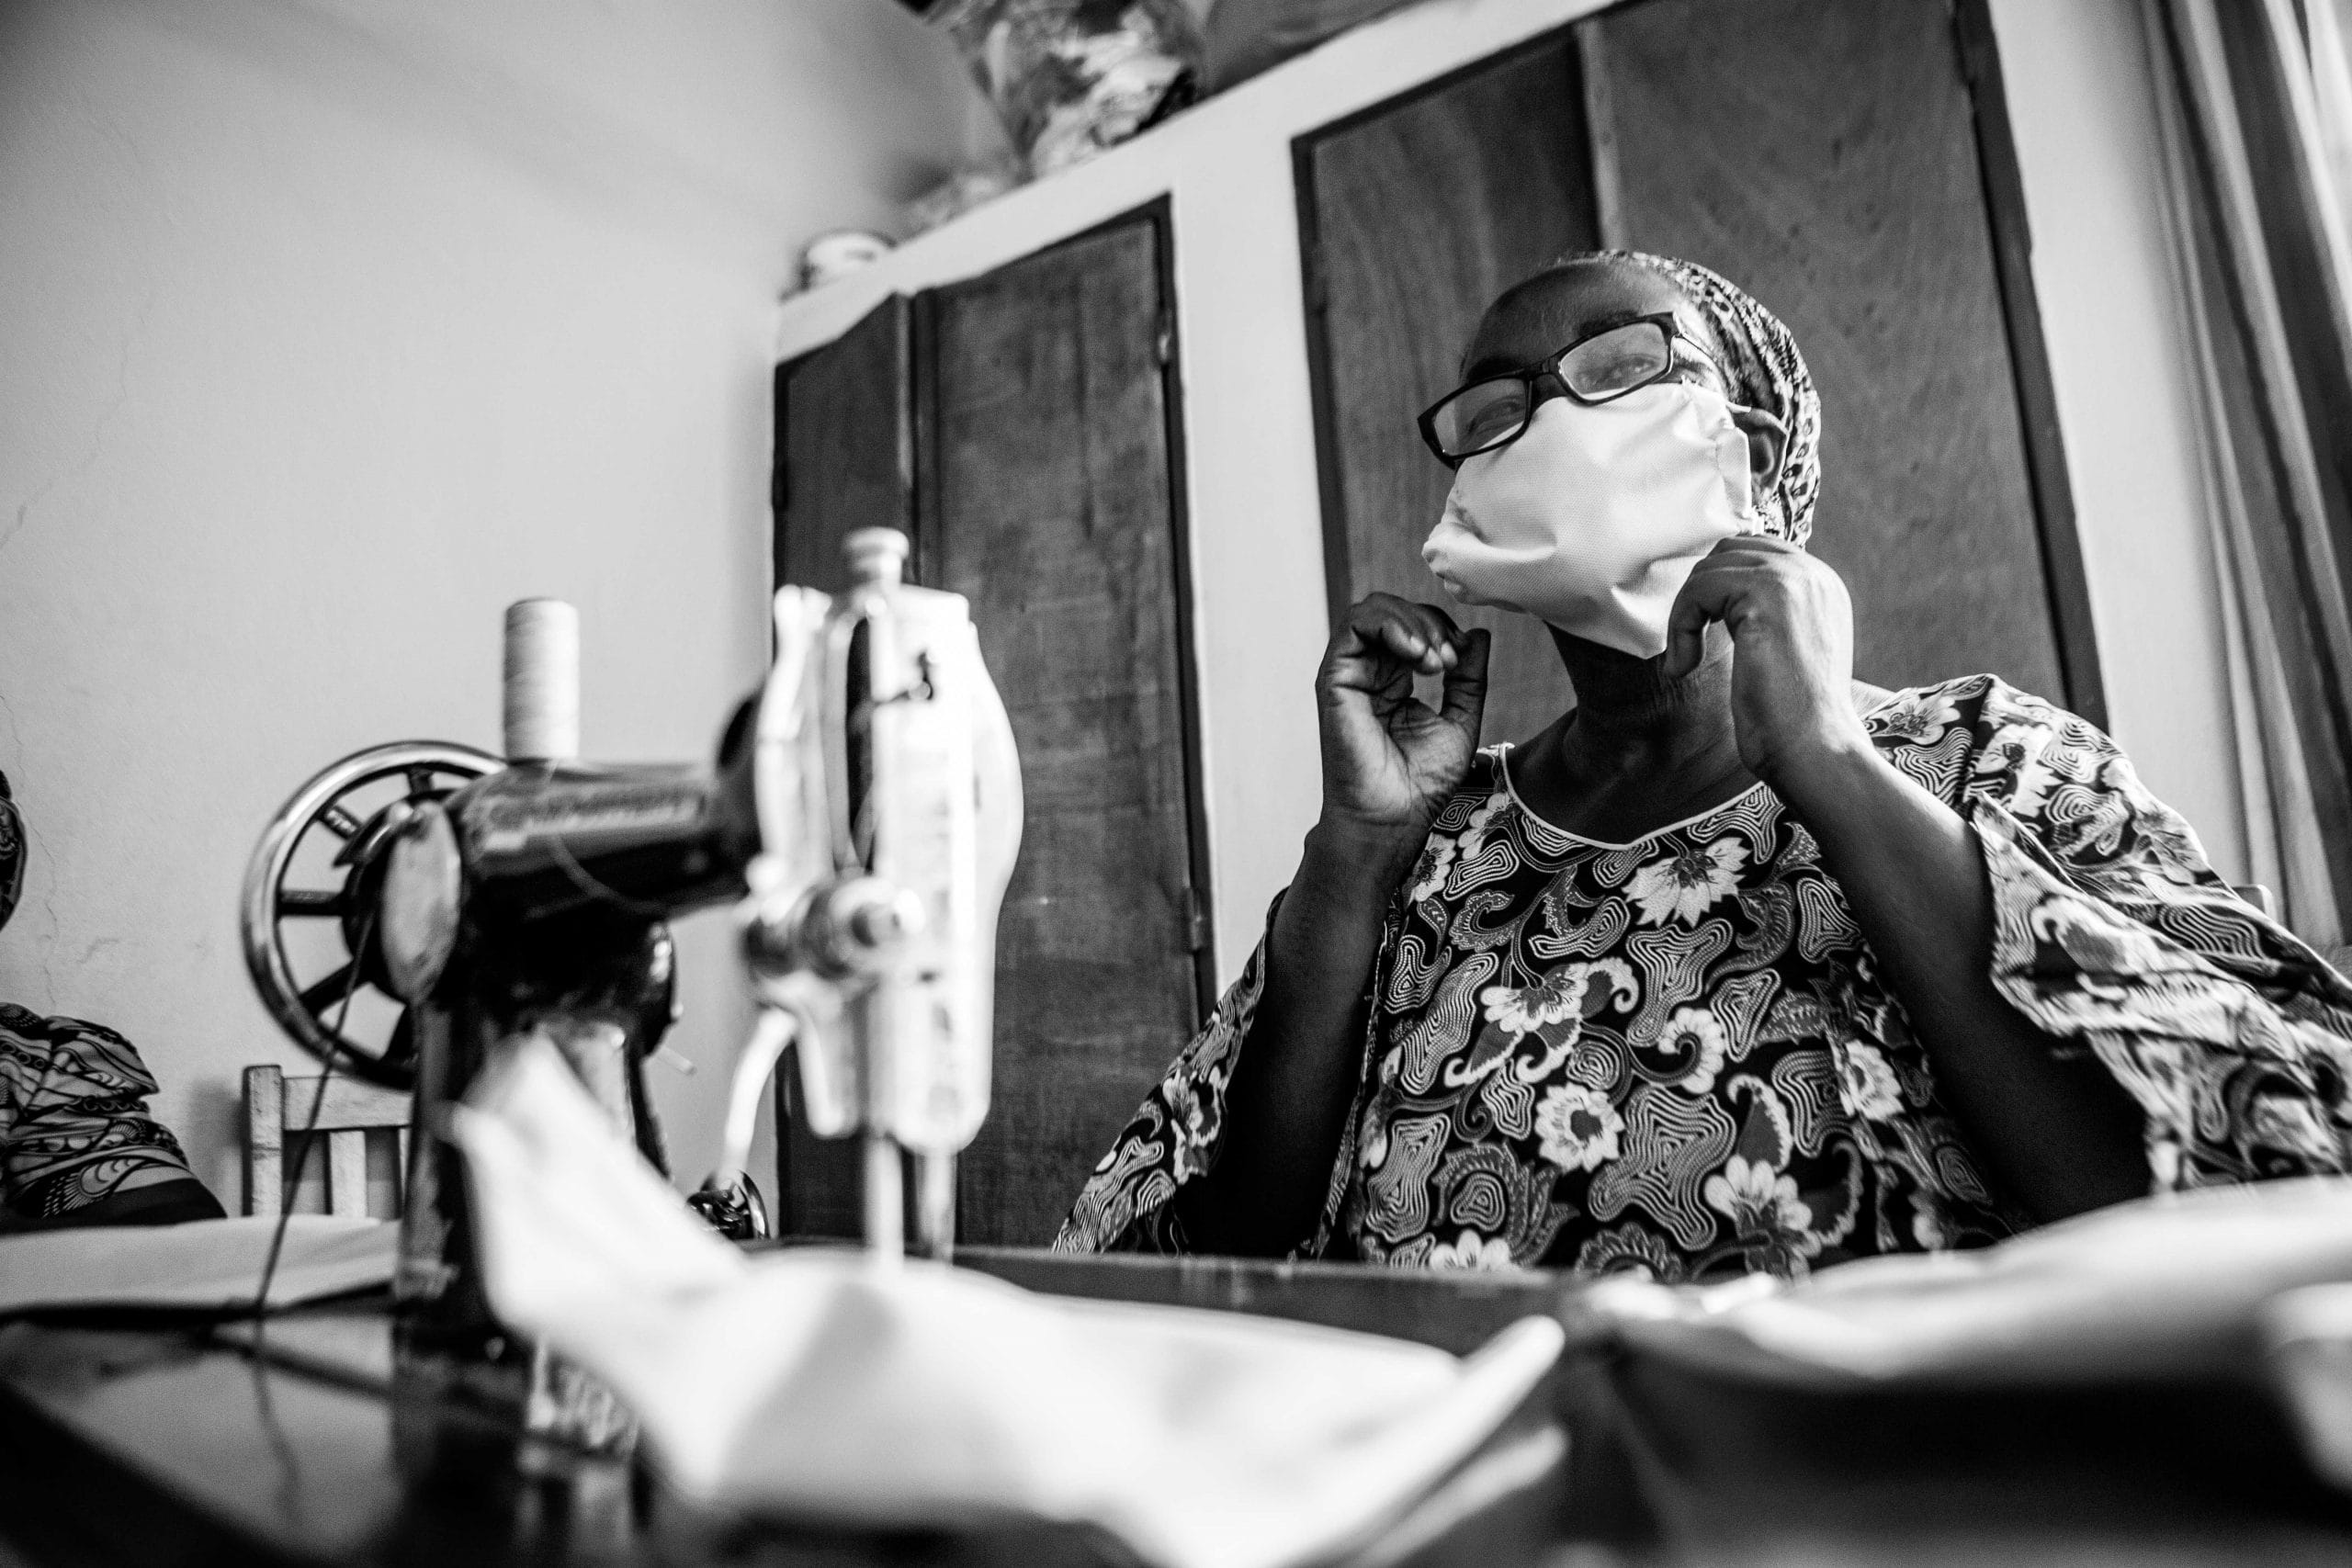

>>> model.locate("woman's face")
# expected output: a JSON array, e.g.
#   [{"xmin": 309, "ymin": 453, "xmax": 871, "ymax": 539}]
[{"xmin": 1459, "ymin": 260, "xmax": 1787, "ymax": 491}]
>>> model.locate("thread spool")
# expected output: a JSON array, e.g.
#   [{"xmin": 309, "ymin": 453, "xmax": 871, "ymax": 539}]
[
  {"xmin": 503, "ymin": 599, "xmax": 580, "ymax": 763},
  {"xmin": 844, "ymin": 527, "xmax": 909, "ymax": 586}
]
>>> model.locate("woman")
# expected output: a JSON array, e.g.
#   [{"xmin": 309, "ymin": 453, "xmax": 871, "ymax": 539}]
[{"xmin": 1057, "ymin": 250, "xmax": 2352, "ymax": 1279}]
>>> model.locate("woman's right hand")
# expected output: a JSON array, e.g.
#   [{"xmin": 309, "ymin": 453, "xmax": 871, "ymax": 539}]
[
  {"xmin": 1316, "ymin": 594, "xmax": 1490, "ymax": 845},
  {"xmin": 1196, "ymin": 598, "xmax": 1486, "ymax": 1257}
]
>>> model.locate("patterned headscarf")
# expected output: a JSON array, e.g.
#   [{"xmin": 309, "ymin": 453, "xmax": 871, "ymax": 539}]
[{"xmin": 1538, "ymin": 250, "xmax": 1824, "ymax": 547}]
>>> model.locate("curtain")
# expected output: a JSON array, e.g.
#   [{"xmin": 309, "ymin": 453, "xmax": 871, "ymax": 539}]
[{"xmin": 2146, "ymin": 0, "xmax": 2352, "ymax": 952}]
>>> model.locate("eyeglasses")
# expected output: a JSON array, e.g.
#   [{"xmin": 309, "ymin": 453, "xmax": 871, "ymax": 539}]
[{"xmin": 1418, "ymin": 314, "xmax": 1720, "ymax": 466}]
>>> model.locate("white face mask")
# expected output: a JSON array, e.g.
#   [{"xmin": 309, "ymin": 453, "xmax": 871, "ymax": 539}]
[{"xmin": 1420, "ymin": 381, "xmax": 1758, "ymax": 659}]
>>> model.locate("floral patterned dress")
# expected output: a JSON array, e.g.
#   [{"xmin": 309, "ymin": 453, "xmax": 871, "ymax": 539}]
[{"xmin": 1056, "ymin": 675, "xmax": 2352, "ymax": 1279}]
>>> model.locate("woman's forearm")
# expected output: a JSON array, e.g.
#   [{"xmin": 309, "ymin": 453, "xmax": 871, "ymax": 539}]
[
  {"xmin": 1773, "ymin": 739, "xmax": 2147, "ymax": 1221},
  {"xmin": 1182, "ymin": 818, "xmax": 1420, "ymax": 1256}
]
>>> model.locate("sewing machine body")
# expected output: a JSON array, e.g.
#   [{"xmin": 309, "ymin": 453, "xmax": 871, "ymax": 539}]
[
  {"xmin": 382, "ymin": 760, "xmax": 748, "ymax": 1439},
  {"xmin": 737, "ymin": 556, "xmax": 1023, "ymax": 1247},
  {"xmin": 242, "ymin": 529, "xmax": 1022, "ymax": 1446}
]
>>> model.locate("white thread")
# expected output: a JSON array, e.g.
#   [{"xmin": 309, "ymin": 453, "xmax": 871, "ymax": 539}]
[
  {"xmin": 503, "ymin": 599, "xmax": 580, "ymax": 762},
  {"xmin": 845, "ymin": 527, "xmax": 909, "ymax": 584}
]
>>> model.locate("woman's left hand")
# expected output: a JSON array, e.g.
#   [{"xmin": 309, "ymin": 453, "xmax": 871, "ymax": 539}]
[
  {"xmin": 1663, "ymin": 535, "xmax": 1871, "ymax": 785},
  {"xmin": 1664, "ymin": 535, "xmax": 2150, "ymax": 1222}
]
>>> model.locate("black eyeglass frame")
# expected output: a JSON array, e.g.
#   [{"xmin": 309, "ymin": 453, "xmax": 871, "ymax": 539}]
[{"xmin": 1416, "ymin": 312, "xmax": 1722, "ymax": 467}]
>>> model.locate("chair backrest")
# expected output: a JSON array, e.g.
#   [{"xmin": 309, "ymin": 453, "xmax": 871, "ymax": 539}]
[{"xmin": 243, "ymin": 1065, "xmax": 413, "ymax": 1219}]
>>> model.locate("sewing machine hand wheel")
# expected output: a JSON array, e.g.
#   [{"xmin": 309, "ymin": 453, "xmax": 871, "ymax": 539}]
[{"xmin": 242, "ymin": 740, "xmax": 499, "ymax": 1089}]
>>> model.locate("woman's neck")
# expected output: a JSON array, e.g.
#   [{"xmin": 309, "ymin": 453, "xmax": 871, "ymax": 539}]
[
  {"xmin": 1556, "ymin": 623, "xmax": 1741, "ymax": 756},
  {"xmin": 1510, "ymin": 625, "xmax": 1754, "ymax": 839}
]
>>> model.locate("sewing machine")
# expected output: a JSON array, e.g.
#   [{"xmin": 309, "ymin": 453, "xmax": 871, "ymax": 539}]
[{"xmin": 238, "ymin": 527, "xmax": 1022, "ymax": 1443}]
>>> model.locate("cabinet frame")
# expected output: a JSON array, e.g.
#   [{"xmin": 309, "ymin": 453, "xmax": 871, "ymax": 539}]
[
  {"xmin": 1291, "ymin": 5, "xmax": 2109, "ymax": 728},
  {"xmin": 908, "ymin": 197, "xmax": 1221, "ymax": 1021}
]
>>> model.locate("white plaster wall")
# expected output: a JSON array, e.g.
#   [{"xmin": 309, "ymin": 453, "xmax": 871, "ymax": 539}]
[
  {"xmin": 1990, "ymin": 0, "xmax": 2248, "ymax": 881},
  {"xmin": 0, "ymin": 0, "xmax": 972, "ymax": 1206}
]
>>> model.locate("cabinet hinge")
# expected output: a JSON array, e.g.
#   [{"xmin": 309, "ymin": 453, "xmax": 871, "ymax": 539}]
[
  {"xmin": 1154, "ymin": 311, "xmax": 1174, "ymax": 368},
  {"xmin": 1184, "ymin": 886, "xmax": 1209, "ymax": 953}
]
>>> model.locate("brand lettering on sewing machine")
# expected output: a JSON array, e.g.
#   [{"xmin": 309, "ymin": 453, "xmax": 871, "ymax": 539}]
[{"xmin": 473, "ymin": 785, "xmax": 707, "ymax": 852}]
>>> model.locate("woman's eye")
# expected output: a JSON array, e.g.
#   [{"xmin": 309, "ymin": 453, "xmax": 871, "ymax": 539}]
[
  {"xmin": 1465, "ymin": 403, "xmax": 1521, "ymax": 441},
  {"xmin": 1452, "ymin": 390, "xmax": 1525, "ymax": 446},
  {"xmin": 1574, "ymin": 348, "xmax": 1658, "ymax": 393},
  {"xmin": 1564, "ymin": 323, "xmax": 1672, "ymax": 395}
]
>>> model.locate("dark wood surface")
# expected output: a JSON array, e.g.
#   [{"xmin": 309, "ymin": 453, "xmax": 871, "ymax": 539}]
[
  {"xmin": 1587, "ymin": 0, "xmax": 2069, "ymax": 703},
  {"xmin": 9, "ymin": 1250, "xmax": 2352, "ymax": 1568},
  {"xmin": 773, "ymin": 296, "xmax": 917, "ymax": 1240},
  {"xmin": 775, "ymin": 292, "xmax": 913, "ymax": 597},
  {"xmin": 958, "ymin": 1244, "xmax": 1570, "ymax": 1356},
  {"xmin": 1296, "ymin": 32, "xmax": 1601, "ymax": 750},
  {"xmin": 1298, "ymin": 0, "xmax": 2098, "ymax": 723},
  {"xmin": 0, "ymin": 1257, "xmax": 1582, "ymax": 1568},
  {"xmin": 921, "ymin": 213, "xmax": 1209, "ymax": 1247},
  {"xmin": 0, "ymin": 1309, "xmax": 1138, "ymax": 1568},
  {"xmin": 770, "ymin": 232, "xmax": 1216, "ymax": 1247}
]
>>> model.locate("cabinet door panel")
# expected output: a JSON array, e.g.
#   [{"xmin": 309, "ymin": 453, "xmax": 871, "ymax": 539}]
[
  {"xmin": 775, "ymin": 296, "xmax": 911, "ymax": 595},
  {"xmin": 1588, "ymin": 0, "xmax": 2071, "ymax": 699},
  {"xmin": 924, "ymin": 214, "xmax": 1208, "ymax": 1247},
  {"xmin": 1297, "ymin": 35, "xmax": 1601, "ymax": 748},
  {"xmin": 771, "ymin": 295, "xmax": 911, "ymax": 1238}
]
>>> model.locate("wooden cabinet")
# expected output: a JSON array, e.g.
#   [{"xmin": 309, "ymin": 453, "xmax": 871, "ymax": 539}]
[
  {"xmin": 774, "ymin": 209, "xmax": 1212, "ymax": 1247},
  {"xmin": 922, "ymin": 216, "xmax": 1213, "ymax": 1247},
  {"xmin": 770, "ymin": 0, "xmax": 2103, "ymax": 1246},
  {"xmin": 774, "ymin": 299, "xmax": 912, "ymax": 596},
  {"xmin": 1297, "ymin": 32, "xmax": 1602, "ymax": 749},
  {"xmin": 1297, "ymin": 0, "xmax": 2103, "ymax": 740}
]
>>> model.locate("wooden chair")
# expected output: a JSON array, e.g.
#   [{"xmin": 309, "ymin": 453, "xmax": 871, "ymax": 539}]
[{"xmin": 243, "ymin": 1065, "xmax": 411, "ymax": 1218}]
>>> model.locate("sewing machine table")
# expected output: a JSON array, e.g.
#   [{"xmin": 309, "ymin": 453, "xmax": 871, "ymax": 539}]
[{"xmin": 2, "ymin": 1247, "xmax": 2349, "ymax": 1567}]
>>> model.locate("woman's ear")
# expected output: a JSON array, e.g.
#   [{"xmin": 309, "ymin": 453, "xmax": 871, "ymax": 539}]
[{"xmin": 1730, "ymin": 406, "xmax": 1789, "ymax": 493}]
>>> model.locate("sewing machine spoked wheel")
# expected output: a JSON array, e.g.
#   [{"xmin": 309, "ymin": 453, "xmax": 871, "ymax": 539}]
[{"xmin": 242, "ymin": 741, "xmax": 499, "ymax": 1089}]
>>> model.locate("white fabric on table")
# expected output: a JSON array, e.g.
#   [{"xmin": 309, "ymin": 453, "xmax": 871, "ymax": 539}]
[
  {"xmin": 0, "ymin": 1213, "xmax": 394, "ymax": 1314},
  {"xmin": 451, "ymin": 1037, "xmax": 1564, "ymax": 1568},
  {"xmin": 1583, "ymin": 1177, "xmax": 2352, "ymax": 1387}
]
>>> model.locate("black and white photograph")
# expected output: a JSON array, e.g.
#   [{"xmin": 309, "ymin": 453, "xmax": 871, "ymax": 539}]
[{"xmin": 6, "ymin": 0, "xmax": 2352, "ymax": 1562}]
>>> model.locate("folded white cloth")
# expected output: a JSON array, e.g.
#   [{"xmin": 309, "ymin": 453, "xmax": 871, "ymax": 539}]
[
  {"xmin": 1583, "ymin": 1178, "xmax": 2352, "ymax": 1387},
  {"xmin": 451, "ymin": 1038, "xmax": 1565, "ymax": 1568},
  {"xmin": 2263, "ymin": 1282, "xmax": 2352, "ymax": 1489},
  {"xmin": 0, "ymin": 1213, "xmax": 395, "ymax": 1314}
]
